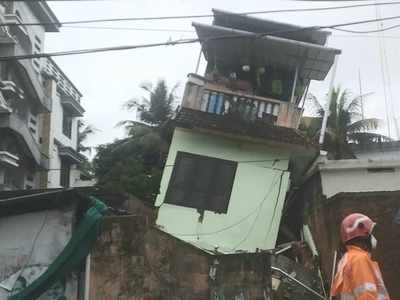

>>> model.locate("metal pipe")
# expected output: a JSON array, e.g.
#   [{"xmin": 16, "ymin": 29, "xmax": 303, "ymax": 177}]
[
  {"xmin": 329, "ymin": 251, "xmax": 338, "ymax": 300},
  {"xmin": 195, "ymin": 47, "xmax": 202, "ymax": 74},
  {"xmin": 84, "ymin": 254, "xmax": 91, "ymax": 300},
  {"xmin": 290, "ymin": 65, "xmax": 299, "ymax": 104},
  {"xmin": 319, "ymin": 55, "xmax": 339, "ymax": 145},
  {"xmin": 271, "ymin": 266, "xmax": 327, "ymax": 300}
]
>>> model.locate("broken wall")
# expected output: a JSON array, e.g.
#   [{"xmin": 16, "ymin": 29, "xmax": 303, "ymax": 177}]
[
  {"xmin": 0, "ymin": 207, "xmax": 79, "ymax": 300},
  {"xmin": 89, "ymin": 215, "xmax": 272, "ymax": 300}
]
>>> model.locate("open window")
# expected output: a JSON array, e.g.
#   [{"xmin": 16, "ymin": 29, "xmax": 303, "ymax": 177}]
[{"xmin": 164, "ymin": 151, "xmax": 237, "ymax": 214}]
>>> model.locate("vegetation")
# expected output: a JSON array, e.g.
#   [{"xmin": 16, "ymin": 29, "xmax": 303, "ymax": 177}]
[
  {"xmin": 93, "ymin": 79, "xmax": 178, "ymax": 201},
  {"xmin": 77, "ymin": 120, "xmax": 97, "ymax": 176},
  {"xmin": 300, "ymin": 87, "xmax": 390, "ymax": 159}
]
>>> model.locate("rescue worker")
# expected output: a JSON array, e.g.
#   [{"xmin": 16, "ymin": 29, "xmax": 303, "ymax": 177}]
[{"xmin": 331, "ymin": 213, "xmax": 390, "ymax": 300}]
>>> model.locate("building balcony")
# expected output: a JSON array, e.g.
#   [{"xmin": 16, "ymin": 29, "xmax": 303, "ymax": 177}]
[
  {"xmin": 42, "ymin": 58, "xmax": 82, "ymax": 105},
  {"xmin": 16, "ymin": 59, "xmax": 52, "ymax": 112},
  {"xmin": 0, "ymin": 151, "xmax": 19, "ymax": 167},
  {"xmin": 0, "ymin": 113, "xmax": 48, "ymax": 168},
  {"xmin": 54, "ymin": 139, "xmax": 84, "ymax": 164},
  {"xmin": 182, "ymin": 74, "xmax": 303, "ymax": 129},
  {"xmin": 61, "ymin": 95, "xmax": 84, "ymax": 117}
]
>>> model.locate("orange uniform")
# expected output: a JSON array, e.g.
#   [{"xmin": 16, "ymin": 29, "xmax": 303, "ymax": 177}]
[{"xmin": 331, "ymin": 246, "xmax": 390, "ymax": 300}]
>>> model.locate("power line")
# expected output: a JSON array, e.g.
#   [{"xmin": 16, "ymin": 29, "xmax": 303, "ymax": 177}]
[
  {"xmin": 63, "ymin": 25, "xmax": 194, "ymax": 33},
  {"xmin": 174, "ymin": 170, "xmax": 283, "ymax": 237},
  {"xmin": 232, "ymin": 170, "xmax": 285, "ymax": 250},
  {"xmin": 3, "ymin": 1, "xmax": 400, "ymax": 26},
  {"xmin": 2, "ymin": 14, "xmax": 400, "ymax": 61},
  {"xmin": 333, "ymin": 34, "xmax": 400, "ymax": 39},
  {"xmin": 333, "ymin": 23, "xmax": 400, "ymax": 34}
]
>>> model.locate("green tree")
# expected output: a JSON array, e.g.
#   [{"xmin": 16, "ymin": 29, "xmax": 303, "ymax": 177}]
[
  {"xmin": 77, "ymin": 120, "xmax": 97, "ymax": 154},
  {"xmin": 77, "ymin": 120, "xmax": 97, "ymax": 176},
  {"xmin": 93, "ymin": 79, "xmax": 178, "ymax": 201},
  {"xmin": 122, "ymin": 79, "xmax": 178, "ymax": 127},
  {"xmin": 301, "ymin": 87, "xmax": 390, "ymax": 159}
]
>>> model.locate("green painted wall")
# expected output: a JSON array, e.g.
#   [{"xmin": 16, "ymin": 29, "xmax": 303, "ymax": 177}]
[{"xmin": 156, "ymin": 128, "xmax": 291, "ymax": 253}]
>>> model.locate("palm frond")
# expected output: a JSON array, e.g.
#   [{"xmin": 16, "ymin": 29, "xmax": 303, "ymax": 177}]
[
  {"xmin": 305, "ymin": 93, "xmax": 324, "ymax": 116},
  {"xmin": 347, "ymin": 118, "xmax": 380, "ymax": 133},
  {"xmin": 347, "ymin": 92, "xmax": 374, "ymax": 114},
  {"xmin": 139, "ymin": 81, "xmax": 153, "ymax": 94},
  {"xmin": 123, "ymin": 98, "xmax": 148, "ymax": 111},
  {"xmin": 348, "ymin": 132, "xmax": 392, "ymax": 143},
  {"xmin": 116, "ymin": 119, "xmax": 151, "ymax": 128}
]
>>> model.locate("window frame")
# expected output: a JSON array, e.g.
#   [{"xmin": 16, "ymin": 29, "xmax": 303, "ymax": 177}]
[
  {"xmin": 164, "ymin": 151, "xmax": 237, "ymax": 214},
  {"xmin": 62, "ymin": 109, "xmax": 73, "ymax": 139},
  {"xmin": 60, "ymin": 159, "xmax": 71, "ymax": 188}
]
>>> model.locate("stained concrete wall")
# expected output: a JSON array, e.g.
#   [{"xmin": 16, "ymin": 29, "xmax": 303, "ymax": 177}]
[
  {"xmin": 318, "ymin": 159, "xmax": 400, "ymax": 198},
  {"xmin": 0, "ymin": 207, "xmax": 79, "ymax": 299},
  {"xmin": 156, "ymin": 127, "xmax": 291, "ymax": 253},
  {"xmin": 306, "ymin": 190, "xmax": 400, "ymax": 300},
  {"xmin": 89, "ymin": 215, "xmax": 272, "ymax": 300}
]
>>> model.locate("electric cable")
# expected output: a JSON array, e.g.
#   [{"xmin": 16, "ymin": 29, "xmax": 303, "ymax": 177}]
[
  {"xmin": 232, "ymin": 169, "xmax": 285, "ymax": 250},
  {"xmin": 262, "ymin": 171, "xmax": 285, "ymax": 246},
  {"xmin": 333, "ymin": 23, "xmax": 400, "ymax": 33},
  {"xmin": 3, "ymin": 1, "xmax": 400, "ymax": 26},
  {"xmin": 174, "ymin": 171, "xmax": 282, "ymax": 237},
  {"xmin": 375, "ymin": 3, "xmax": 392, "ymax": 138},
  {"xmin": 2, "ymin": 14, "xmax": 400, "ymax": 61},
  {"xmin": 63, "ymin": 25, "xmax": 195, "ymax": 33},
  {"xmin": 7, "ymin": 204, "xmax": 52, "ymax": 297}
]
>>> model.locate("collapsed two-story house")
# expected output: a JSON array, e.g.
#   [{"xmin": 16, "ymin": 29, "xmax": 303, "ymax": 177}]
[
  {"xmin": 0, "ymin": 1, "xmax": 86, "ymax": 191},
  {"xmin": 155, "ymin": 9, "xmax": 341, "ymax": 254}
]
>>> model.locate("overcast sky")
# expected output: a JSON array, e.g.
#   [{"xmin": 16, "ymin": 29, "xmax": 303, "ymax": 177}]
[{"xmin": 45, "ymin": 0, "xmax": 400, "ymax": 153}]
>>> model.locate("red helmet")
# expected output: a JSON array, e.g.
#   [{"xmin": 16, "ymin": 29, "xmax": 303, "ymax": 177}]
[{"xmin": 340, "ymin": 213, "xmax": 376, "ymax": 243}]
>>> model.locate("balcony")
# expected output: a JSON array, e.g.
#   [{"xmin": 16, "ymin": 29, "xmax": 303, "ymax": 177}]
[
  {"xmin": 42, "ymin": 58, "xmax": 82, "ymax": 103},
  {"xmin": 0, "ymin": 113, "xmax": 48, "ymax": 168},
  {"xmin": 182, "ymin": 74, "xmax": 302, "ymax": 129},
  {"xmin": 0, "ymin": 151, "xmax": 19, "ymax": 167},
  {"xmin": 61, "ymin": 95, "xmax": 84, "ymax": 117},
  {"xmin": 4, "ymin": 14, "xmax": 31, "ymax": 51},
  {"xmin": 54, "ymin": 139, "xmax": 84, "ymax": 164}
]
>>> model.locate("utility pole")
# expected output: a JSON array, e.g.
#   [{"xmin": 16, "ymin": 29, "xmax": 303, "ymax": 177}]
[
  {"xmin": 319, "ymin": 56, "xmax": 339, "ymax": 146},
  {"xmin": 358, "ymin": 69, "xmax": 364, "ymax": 120}
]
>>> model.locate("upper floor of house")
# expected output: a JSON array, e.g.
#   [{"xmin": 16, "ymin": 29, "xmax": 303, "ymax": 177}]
[{"xmin": 181, "ymin": 9, "xmax": 341, "ymax": 130}]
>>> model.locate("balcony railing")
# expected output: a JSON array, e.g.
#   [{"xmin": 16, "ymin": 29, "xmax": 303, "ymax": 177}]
[
  {"xmin": 182, "ymin": 74, "xmax": 302, "ymax": 129},
  {"xmin": 42, "ymin": 59, "xmax": 81, "ymax": 103}
]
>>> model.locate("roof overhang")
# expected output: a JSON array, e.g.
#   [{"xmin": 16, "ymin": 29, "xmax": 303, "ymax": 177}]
[
  {"xmin": 0, "ymin": 188, "xmax": 92, "ymax": 217},
  {"xmin": 193, "ymin": 22, "xmax": 341, "ymax": 81},
  {"xmin": 55, "ymin": 139, "xmax": 84, "ymax": 164},
  {"xmin": 61, "ymin": 95, "xmax": 85, "ymax": 117},
  {"xmin": 212, "ymin": 9, "xmax": 330, "ymax": 46},
  {"xmin": 318, "ymin": 158, "xmax": 400, "ymax": 171},
  {"xmin": 27, "ymin": 2, "xmax": 60, "ymax": 32}
]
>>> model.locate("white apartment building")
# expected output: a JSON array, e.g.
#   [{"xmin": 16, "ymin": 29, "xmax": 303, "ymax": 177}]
[{"xmin": 0, "ymin": 1, "xmax": 86, "ymax": 190}]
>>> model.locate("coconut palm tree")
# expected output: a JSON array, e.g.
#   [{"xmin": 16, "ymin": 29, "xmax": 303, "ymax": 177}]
[
  {"xmin": 116, "ymin": 79, "xmax": 179, "ymax": 164},
  {"xmin": 77, "ymin": 120, "xmax": 97, "ymax": 154},
  {"xmin": 121, "ymin": 79, "xmax": 179, "ymax": 128},
  {"xmin": 93, "ymin": 80, "xmax": 179, "ymax": 201},
  {"xmin": 301, "ymin": 87, "xmax": 391, "ymax": 159}
]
